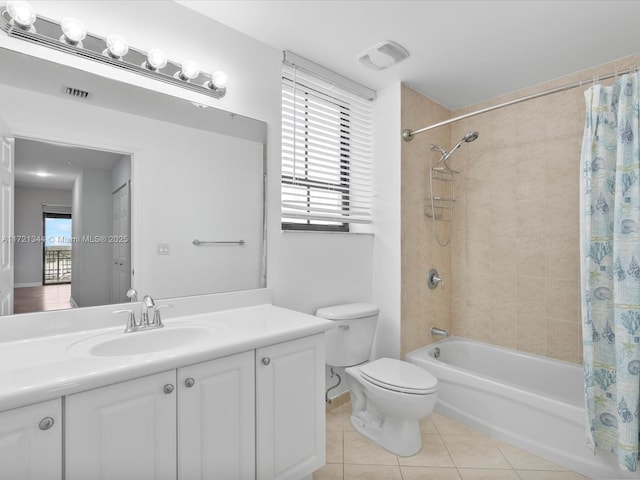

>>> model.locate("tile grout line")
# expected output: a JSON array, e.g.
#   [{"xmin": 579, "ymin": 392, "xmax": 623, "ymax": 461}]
[
  {"xmin": 494, "ymin": 440, "xmax": 519, "ymax": 475},
  {"xmin": 437, "ymin": 430, "xmax": 463, "ymax": 475}
]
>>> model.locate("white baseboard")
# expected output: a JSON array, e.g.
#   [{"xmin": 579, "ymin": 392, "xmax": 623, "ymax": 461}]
[{"xmin": 15, "ymin": 282, "xmax": 42, "ymax": 288}]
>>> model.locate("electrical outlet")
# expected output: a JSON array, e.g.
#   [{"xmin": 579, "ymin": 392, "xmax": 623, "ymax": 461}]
[{"xmin": 157, "ymin": 243, "xmax": 170, "ymax": 255}]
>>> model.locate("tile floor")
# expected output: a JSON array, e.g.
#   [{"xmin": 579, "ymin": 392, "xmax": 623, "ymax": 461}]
[{"xmin": 314, "ymin": 402, "xmax": 590, "ymax": 480}]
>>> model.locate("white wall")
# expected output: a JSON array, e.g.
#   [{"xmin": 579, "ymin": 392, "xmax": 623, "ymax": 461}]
[
  {"xmin": 372, "ymin": 83, "xmax": 403, "ymax": 360},
  {"xmin": 14, "ymin": 186, "xmax": 72, "ymax": 286},
  {"xmin": 0, "ymin": 1, "xmax": 379, "ymax": 319},
  {"xmin": 270, "ymin": 232, "xmax": 374, "ymax": 314},
  {"xmin": 71, "ymin": 168, "xmax": 111, "ymax": 307}
]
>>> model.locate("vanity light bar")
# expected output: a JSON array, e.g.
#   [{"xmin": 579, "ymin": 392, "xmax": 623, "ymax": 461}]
[{"xmin": 0, "ymin": 4, "xmax": 227, "ymax": 99}]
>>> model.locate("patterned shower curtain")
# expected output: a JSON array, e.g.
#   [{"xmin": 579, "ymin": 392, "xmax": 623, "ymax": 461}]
[{"xmin": 581, "ymin": 72, "xmax": 640, "ymax": 472}]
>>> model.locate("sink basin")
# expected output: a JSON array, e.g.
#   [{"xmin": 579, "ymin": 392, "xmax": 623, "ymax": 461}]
[{"xmin": 69, "ymin": 326, "xmax": 216, "ymax": 357}]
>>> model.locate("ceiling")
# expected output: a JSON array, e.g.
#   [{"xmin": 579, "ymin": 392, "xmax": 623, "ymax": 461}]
[
  {"xmin": 177, "ymin": 0, "xmax": 640, "ymax": 110},
  {"xmin": 15, "ymin": 138, "xmax": 123, "ymax": 190}
]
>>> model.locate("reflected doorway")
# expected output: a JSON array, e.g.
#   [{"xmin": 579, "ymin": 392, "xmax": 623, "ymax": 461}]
[
  {"xmin": 43, "ymin": 213, "xmax": 72, "ymax": 285},
  {"xmin": 12, "ymin": 137, "xmax": 131, "ymax": 314}
]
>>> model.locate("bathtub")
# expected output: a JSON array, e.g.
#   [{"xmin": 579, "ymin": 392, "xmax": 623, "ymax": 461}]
[{"xmin": 406, "ymin": 337, "xmax": 640, "ymax": 480}]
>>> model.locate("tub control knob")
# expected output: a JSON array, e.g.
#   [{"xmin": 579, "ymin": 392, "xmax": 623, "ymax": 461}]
[
  {"xmin": 262, "ymin": 357, "xmax": 271, "ymax": 366},
  {"xmin": 427, "ymin": 268, "xmax": 444, "ymax": 290}
]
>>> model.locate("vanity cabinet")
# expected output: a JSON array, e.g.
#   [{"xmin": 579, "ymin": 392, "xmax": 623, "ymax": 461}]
[
  {"xmin": 63, "ymin": 334, "xmax": 324, "ymax": 480},
  {"xmin": 66, "ymin": 370, "xmax": 177, "ymax": 480},
  {"xmin": 0, "ymin": 399, "xmax": 61, "ymax": 480},
  {"xmin": 256, "ymin": 334, "xmax": 325, "ymax": 480}
]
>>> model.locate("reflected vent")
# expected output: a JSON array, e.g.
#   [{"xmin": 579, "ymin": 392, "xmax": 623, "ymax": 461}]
[{"xmin": 64, "ymin": 86, "xmax": 90, "ymax": 99}]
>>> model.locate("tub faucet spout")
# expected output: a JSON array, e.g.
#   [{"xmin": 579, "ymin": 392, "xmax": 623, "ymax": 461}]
[{"xmin": 431, "ymin": 326, "xmax": 449, "ymax": 337}]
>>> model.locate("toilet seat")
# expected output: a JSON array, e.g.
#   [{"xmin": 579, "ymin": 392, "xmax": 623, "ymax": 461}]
[{"xmin": 359, "ymin": 358, "xmax": 438, "ymax": 395}]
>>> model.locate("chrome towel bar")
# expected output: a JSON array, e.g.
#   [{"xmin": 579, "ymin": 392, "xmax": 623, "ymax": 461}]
[{"xmin": 192, "ymin": 239, "xmax": 245, "ymax": 246}]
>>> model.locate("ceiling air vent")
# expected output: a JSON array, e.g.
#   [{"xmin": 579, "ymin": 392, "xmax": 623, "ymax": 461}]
[
  {"xmin": 64, "ymin": 86, "xmax": 90, "ymax": 99},
  {"xmin": 358, "ymin": 41, "xmax": 409, "ymax": 71}
]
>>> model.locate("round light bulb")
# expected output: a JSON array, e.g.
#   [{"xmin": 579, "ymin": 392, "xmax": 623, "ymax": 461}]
[
  {"xmin": 210, "ymin": 71, "xmax": 228, "ymax": 90},
  {"xmin": 104, "ymin": 34, "xmax": 129, "ymax": 59},
  {"xmin": 60, "ymin": 17, "xmax": 86, "ymax": 46},
  {"xmin": 145, "ymin": 48, "xmax": 167, "ymax": 71},
  {"xmin": 177, "ymin": 60, "xmax": 200, "ymax": 81},
  {"xmin": 6, "ymin": 1, "xmax": 36, "ymax": 30}
]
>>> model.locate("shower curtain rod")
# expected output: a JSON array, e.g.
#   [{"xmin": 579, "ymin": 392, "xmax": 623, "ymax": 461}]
[{"xmin": 402, "ymin": 65, "xmax": 637, "ymax": 141}]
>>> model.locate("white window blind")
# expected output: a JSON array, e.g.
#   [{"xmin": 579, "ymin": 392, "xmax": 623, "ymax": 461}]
[{"xmin": 281, "ymin": 63, "xmax": 374, "ymax": 229}]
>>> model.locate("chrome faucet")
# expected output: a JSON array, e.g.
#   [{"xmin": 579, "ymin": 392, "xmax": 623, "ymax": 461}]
[
  {"xmin": 142, "ymin": 295, "xmax": 172, "ymax": 329},
  {"xmin": 114, "ymin": 295, "xmax": 172, "ymax": 332}
]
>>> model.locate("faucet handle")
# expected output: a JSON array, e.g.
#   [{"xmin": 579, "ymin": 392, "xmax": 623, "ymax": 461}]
[
  {"xmin": 126, "ymin": 289, "xmax": 138, "ymax": 302},
  {"xmin": 114, "ymin": 309, "xmax": 137, "ymax": 333},
  {"xmin": 152, "ymin": 304, "xmax": 173, "ymax": 327}
]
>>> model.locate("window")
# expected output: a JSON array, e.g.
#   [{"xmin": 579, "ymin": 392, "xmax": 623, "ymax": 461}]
[
  {"xmin": 281, "ymin": 57, "xmax": 374, "ymax": 231},
  {"xmin": 43, "ymin": 213, "xmax": 72, "ymax": 285}
]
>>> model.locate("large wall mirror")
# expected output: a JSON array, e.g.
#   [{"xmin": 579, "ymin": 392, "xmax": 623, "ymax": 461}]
[{"xmin": 0, "ymin": 47, "xmax": 267, "ymax": 317}]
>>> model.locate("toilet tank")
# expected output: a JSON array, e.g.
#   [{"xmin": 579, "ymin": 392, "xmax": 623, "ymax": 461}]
[{"xmin": 316, "ymin": 303, "xmax": 379, "ymax": 367}]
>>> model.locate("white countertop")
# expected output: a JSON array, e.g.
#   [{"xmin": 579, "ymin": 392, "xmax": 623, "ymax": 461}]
[{"xmin": 0, "ymin": 303, "xmax": 333, "ymax": 411}]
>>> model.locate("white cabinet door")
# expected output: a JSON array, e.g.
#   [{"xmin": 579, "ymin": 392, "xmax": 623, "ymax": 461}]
[
  {"xmin": 178, "ymin": 350, "xmax": 255, "ymax": 480},
  {"xmin": 256, "ymin": 334, "xmax": 325, "ymax": 480},
  {"xmin": 66, "ymin": 370, "xmax": 177, "ymax": 480},
  {"xmin": 0, "ymin": 399, "xmax": 61, "ymax": 480}
]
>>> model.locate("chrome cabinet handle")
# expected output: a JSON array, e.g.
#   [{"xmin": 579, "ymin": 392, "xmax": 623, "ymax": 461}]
[
  {"xmin": 261, "ymin": 357, "xmax": 271, "ymax": 366},
  {"xmin": 184, "ymin": 378, "xmax": 195, "ymax": 388},
  {"xmin": 39, "ymin": 417, "xmax": 55, "ymax": 430},
  {"xmin": 163, "ymin": 384, "xmax": 174, "ymax": 394}
]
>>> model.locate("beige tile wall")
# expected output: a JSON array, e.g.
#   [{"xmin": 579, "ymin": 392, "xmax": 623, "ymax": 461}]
[
  {"xmin": 401, "ymin": 84, "xmax": 452, "ymax": 356},
  {"xmin": 401, "ymin": 53, "xmax": 640, "ymax": 364}
]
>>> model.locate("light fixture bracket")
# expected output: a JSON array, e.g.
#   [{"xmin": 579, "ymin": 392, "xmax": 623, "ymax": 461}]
[{"xmin": 0, "ymin": 8, "xmax": 227, "ymax": 99}]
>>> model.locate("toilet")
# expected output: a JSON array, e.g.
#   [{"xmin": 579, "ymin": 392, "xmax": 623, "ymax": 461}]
[{"xmin": 316, "ymin": 303, "xmax": 438, "ymax": 456}]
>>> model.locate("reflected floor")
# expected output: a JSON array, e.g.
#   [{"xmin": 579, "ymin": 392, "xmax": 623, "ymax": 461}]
[
  {"xmin": 316, "ymin": 401, "xmax": 590, "ymax": 480},
  {"xmin": 14, "ymin": 284, "xmax": 72, "ymax": 314}
]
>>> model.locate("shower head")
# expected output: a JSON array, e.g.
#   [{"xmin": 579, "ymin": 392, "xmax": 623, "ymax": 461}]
[
  {"xmin": 452, "ymin": 131, "xmax": 479, "ymax": 150},
  {"xmin": 464, "ymin": 131, "xmax": 479, "ymax": 143},
  {"xmin": 443, "ymin": 131, "xmax": 480, "ymax": 161}
]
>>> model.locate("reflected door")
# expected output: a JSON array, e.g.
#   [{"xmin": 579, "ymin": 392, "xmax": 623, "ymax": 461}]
[
  {"xmin": 111, "ymin": 183, "xmax": 130, "ymax": 303},
  {"xmin": 0, "ymin": 137, "xmax": 13, "ymax": 315}
]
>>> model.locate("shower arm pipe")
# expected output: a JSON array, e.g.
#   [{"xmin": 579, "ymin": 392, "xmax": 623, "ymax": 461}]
[{"xmin": 402, "ymin": 66, "xmax": 635, "ymax": 141}]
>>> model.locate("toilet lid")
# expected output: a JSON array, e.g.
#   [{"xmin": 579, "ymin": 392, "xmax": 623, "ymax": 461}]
[{"xmin": 359, "ymin": 358, "xmax": 438, "ymax": 395}]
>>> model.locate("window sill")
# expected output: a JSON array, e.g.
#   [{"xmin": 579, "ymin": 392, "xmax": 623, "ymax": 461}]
[{"xmin": 281, "ymin": 229, "xmax": 374, "ymax": 237}]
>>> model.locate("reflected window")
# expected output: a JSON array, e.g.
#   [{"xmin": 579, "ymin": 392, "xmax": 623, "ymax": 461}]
[{"xmin": 43, "ymin": 213, "xmax": 72, "ymax": 285}]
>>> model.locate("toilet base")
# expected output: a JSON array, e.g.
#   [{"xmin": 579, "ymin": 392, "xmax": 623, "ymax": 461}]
[
  {"xmin": 345, "ymin": 360, "xmax": 437, "ymax": 457},
  {"xmin": 349, "ymin": 407, "xmax": 422, "ymax": 457}
]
